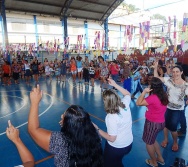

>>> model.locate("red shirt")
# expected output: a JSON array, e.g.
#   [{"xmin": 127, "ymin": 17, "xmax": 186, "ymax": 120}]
[
  {"xmin": 109, "ymin": 64, "xmax": 119, "ymax": 75},
  {"xmin": 3, "ymin": 65, "xmax": 10, "ymax": 74}
]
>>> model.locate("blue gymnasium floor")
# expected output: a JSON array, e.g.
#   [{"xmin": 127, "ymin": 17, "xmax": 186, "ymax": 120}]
[{"xmin": 0, "ymin": 76, "xmax": 188, "ymax": 167}]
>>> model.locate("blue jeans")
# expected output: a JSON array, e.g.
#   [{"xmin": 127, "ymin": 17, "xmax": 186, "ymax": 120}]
[
  {"xmin": 111, "ymin": 74, "xmax": 118, "ymax": 83},
  {"xmin": 104, "ymin": 141, "xmax": 132, "ymax": 167},
  {"xmin": 165, "ymin": 108, "xmax": 182, "ymax": 132},
  {"xmin": 179, "ymin": 105, "xmax": 187, "ymax": 133}
]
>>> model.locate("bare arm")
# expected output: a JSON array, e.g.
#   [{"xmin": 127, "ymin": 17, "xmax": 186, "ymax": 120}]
[
  {"xmin": 28, "ymin": 85, "xmax": 52, "ymax": 152},
  {"xmin": 93, "ymin": 123, "xmax": 117, "ymax": 142},
  {"xmin": 108, "ymin": 78, "xmax": 130, "ymax": 96},
  {"xmin": 6, "ymin": 121, "xmax": 35, "ymax": 167},
  {"xmin": 136, "ymin": 88, "xmax": 151, "ymax": 106}
]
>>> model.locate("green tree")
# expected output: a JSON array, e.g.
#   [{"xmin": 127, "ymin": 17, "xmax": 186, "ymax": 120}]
[
  {"xmin": 151, "ymin": 14, "xmax": 167, "ymax": 22},
  {"xmin": 121, "ymin": 2, "xmax": 140, "ymax": 14}
]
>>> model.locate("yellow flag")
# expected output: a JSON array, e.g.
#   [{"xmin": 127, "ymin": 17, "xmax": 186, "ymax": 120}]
[
  {"xmin": 98, "ymin": 50, "xmax": 101, "ymax": 56},
  {"xmin": 174, "ymin": 45, "xmax": 177, "ymax": 52},
  {"xmin": 58, "ymin": 51, "xmax": 60, "ymax": 57}
]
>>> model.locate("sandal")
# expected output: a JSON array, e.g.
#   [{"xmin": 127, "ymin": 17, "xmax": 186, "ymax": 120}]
[
  {"xmin": 157, "ymin": 160, "xmax": 165, "ymax": 165},
  {"xmin": 145, "ymin": 159, "xmax": 158, "ymax": 167},
  {"xmin": 161, "ymin": 141, "xmax": 168, "ymax": 148}
]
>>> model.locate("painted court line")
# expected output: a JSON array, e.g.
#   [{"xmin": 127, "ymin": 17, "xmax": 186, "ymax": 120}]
[
  {"xmin": 43, "ymin": 90, "xmax": 144, "ymax": 124},
  {"xmin": 0, "ymin": 89, "xmax": 144, "ymax": 165},
  {"xmin": 0, "ymin": 92, "xmax": 54, "ymax": 136},
  {"xmin": 33, "ymin": 90, "xmax": 144, "ymax": 165},
  {"xmin": 0, "ymin": 95, "xmax": 26, "ymax": 118},
  {"xmin": 67, "ymin": 77, "xmax": 101, "ymax": 94}
]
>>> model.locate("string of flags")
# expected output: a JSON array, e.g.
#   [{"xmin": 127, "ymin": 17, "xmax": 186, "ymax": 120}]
[
  {"xmin": 139, "ymin": 21, "xmax": 150, "ymax": 49},
  {"xmin": 1, "ymin": 13, "xmax": 188, "ymax": 58}
]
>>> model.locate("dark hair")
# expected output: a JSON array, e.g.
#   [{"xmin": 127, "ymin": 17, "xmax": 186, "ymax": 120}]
[
  {"xmin": 98, "ymin": 56, "xmax": 104, "ymax": 61},
  {"xmin": 159, "ymin": 67, "xmax": 167, "ymax": 77},
  {"xmin": 102, "ymin": 89, "xmax": 125, "ymax": 114},
  {"xmin": 160, "ymin": 67, "xmax": 167, "ymax": 74},
  {"xmin": 172, "ymin": 65, "xmax": 185, "ymax": 80},
  {"xmin": 158, "ymin": 60, "xmax": 163, "ymax": 67},
  {"xmin": 139, "ymin": 67, "xmax": 143, "ymax": 71},
  {"xmin": 150, "ymin": 77, "xmax": 168, "ymax": 105},
  {"xmin": 147, "ymin": 73, "xmax": 154, "ymax": 77},
  {"xmin": 78, "ymin": 56, "xmax": 82, "ymax": 61},
  {"xmin": 61, "ymin": 105, "xmax": 103, "ymax": 167}
]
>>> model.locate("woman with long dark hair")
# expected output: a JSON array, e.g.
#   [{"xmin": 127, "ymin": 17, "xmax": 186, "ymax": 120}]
[
  {"xmin": 154, "ymin": 62, "xmax": 188, "ymax": 152},
  {"xmin": 28, "ymin": 85, "xmax": 103, "ymax": 167},
  {"xmin": 136, "ymin": 77, "xmax": 169, "ymax": 167}
]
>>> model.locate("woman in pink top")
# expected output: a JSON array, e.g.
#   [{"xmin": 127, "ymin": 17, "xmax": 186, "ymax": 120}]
[{"xmin": 136, "ymin": 77, "xmax": 169, "ymax": 167}]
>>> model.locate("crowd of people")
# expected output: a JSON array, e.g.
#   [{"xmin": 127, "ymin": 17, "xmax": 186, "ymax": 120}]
[{"xmin": 2, "ymin": 53, "xmax": 188, "ymax": 167}]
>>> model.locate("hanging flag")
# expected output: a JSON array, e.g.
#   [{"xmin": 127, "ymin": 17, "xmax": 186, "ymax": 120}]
[
  {"xmin": 181, "ymin": 40, "xmax": 184, "ymax": 49},
  {"xmin": 168, "ymin": 16, "xmax": 171, "ymax": 33},
  {"xmin": 174, "ymin": 16, "xmax": 176, "ymax": 28},
  {"xmin": 139, "ymin": 23, "xmax": 142, "ymax": 34},
  {"xmin": 174, "ymin": 31, "xmax": 176, "ymax": 39}
]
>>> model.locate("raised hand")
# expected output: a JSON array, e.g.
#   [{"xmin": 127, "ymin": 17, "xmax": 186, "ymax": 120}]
[
  {"xmin": 6, "ymin": 120, "xmax": 20, "ymax": 143},
  {"xmin": 107, "ymin": 78, "xmax": 116, "ymax": 87},
  {"xmin": 143, "ymin": 88, "xmax": 152, "ymax": 94},
  {"xmin": 30, "ymin": 84, "xmax": 43, "ymax": 105},
  {"xmin": 154, "ymin": 61, "xmax": 158, "ymax": 69}
]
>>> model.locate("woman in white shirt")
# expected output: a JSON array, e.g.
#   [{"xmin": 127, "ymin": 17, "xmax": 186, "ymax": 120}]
[
  {"xmin": 93, "ymin": 79, "xmax": 133, "ymax": 167},
  {"xmin": 24, "ymin": 60, "xmax": 31, "ymax": 84},
  {"xmin": 154, "ymin": 62, "xmax": 188, "ymax": 152}
]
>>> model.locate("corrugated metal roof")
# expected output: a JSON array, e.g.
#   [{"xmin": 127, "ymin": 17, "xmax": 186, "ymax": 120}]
[{"xmin": 5, "ymin": 0, "xmax": 124, "ymax": 24}]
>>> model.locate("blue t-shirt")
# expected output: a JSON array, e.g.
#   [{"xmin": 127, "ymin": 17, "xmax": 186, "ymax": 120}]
[{"xmin": 76, "ymin": 61, "xmax": 82, "ymax": 68}]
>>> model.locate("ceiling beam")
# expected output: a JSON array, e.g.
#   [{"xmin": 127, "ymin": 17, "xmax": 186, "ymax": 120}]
[
  {"xmin": 69, "ymin": 15, "xmax": 100, "ymax": 21},
  {"xmin": 69, "ymin": 7, "xmax": 103, "ymax": 14},
  {"xmin": 13, "ymin": 0, "xmax": 103, "ymax": 14},
  {"xmin": 13, "ymin": 0, "xmax": 61, "ymax": 8},
  {"xmin": 6, "ymin": 8, "xmax": 59, "ymax": 16},
  {"xmin": 6, "ymin": 7, "xmax": 99, "ymax": 21},
  {"xmin": 60, "ymin": 0, "xmax": 74, "ymax": 17},
  {"xmin": 76, "ymin": 0, "xmax": 109, "ymax": 7},
  {"xmin": 100, "ymin": 0, "xmax": 123, "ymax": 23}
]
